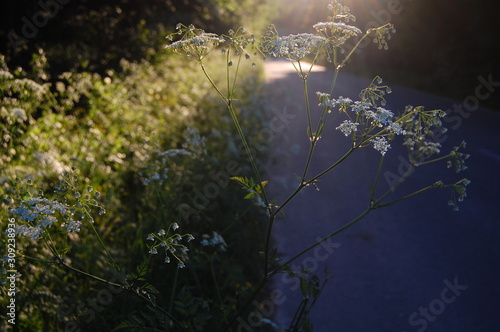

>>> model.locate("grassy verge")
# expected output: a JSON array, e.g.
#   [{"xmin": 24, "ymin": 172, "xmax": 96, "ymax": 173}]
[{"xmin": 0, "ymin": 45, "xmax": 270, "ymax": 331}]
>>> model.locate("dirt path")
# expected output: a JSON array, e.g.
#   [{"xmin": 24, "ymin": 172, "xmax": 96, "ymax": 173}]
[{"xmin": 262, "ymin": 59, "xmax": 500, "ymax": 331}]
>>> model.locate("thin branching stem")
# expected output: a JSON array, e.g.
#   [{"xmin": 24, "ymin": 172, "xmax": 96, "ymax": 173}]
[
  {"xmin": 270, "ymin": 206, "xmax": 373, "ymax": 277},
  {"xmin": 200, "ymin": 59, "xmax": 269, "ymax": 207}
]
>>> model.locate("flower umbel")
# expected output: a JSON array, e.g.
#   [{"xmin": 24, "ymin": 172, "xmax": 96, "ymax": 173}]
[
  {"xmin": 146, "ymin": 222, "xmax": 194, "ymax": 268},
  {"xmin": 336, "ymin": 120, "xmax": 359, "ymax": 137},
  {"xmin": 165, "ymin": 24, "xmax": 224, "ymax": 60},
  {"xmin": 200, "ymin": 231, "xmax": 227, "ymax": 252},
  {"xmin": 370, "ymin": 136, "xmax": 390, "ymax": 156},
  {"xmin": 7, "ymin": 170, "xmax": 103, "ymax": 240},
  {"xmin": 262, "ymin": 28, "xmax": 327, "ymax": 61}
]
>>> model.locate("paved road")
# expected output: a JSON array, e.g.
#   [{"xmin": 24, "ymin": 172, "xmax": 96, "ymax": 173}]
[{"xmin": 263, "ymin": 60, "xmax": 500, "ymax": 331}]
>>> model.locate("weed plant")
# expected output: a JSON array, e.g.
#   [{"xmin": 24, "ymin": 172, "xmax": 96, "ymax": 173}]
[{"xmin": 1, "ymin": 1, "xmax": 469, "ymax": 331}]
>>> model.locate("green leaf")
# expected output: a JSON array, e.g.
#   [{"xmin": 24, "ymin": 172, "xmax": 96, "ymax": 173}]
[{"xmin": 244, "ymin": 192, "xmax": 256, "ymax": 199}]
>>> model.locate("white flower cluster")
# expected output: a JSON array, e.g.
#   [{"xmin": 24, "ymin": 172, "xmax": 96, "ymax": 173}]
[
  {"xmin": 318, "ymin": 89, "xmax": 408, "ymax": 155},
  {"xmin": 313, "ymin": 22, "xmax": 361, "ymax": 37},
  {"xmin": 165, "ymin": 24, "xmax": 224, "ymax": 59},
  {"xmin": 146, "ymin": 223, "xmax": 194, "ymax": 268},
  {"xmin": 336, "ymin": 120, "xmax": 358, "ymax": 137},
  {"xmin": 317, "ymin": 92, "xmax": 352, "ymax": 108},
  {"xmin": 61, "ymin": 218, "xmax": 82, "ymax": 233},
  {"xmin": 166, "ymin": 32, "xmax": 223, "ymax": 50},
  {"xmin": 9, "ymin": 197, "xmax": 74, "ymax": 240},
  {"xmin": 312, "ymin": 0, "xmax": 361, "ymax": 48},
  {"xmin": 200, "ymin": 231, "xmax": 227, "ymax": 252},
  {"xmin": 370, "ymin": 136, "xmax": 391, "ymax": 156},
  {"xmin": 400, "ymin": 107, "xmax": 456, "ymax": 162},
  {"xmin": 266, "ymin": 33, "xmax": 327, "ymax": 61}
]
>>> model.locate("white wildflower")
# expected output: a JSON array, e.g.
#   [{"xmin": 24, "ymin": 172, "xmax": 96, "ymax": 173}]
[
  {"xmin": 61, "ymin": 218, "xmax": 81, "ymax": 233},
  {"xmin": 317, "ymin": 92, "xmax": 335, "ymax": 108},
  {"xmin": 201, "ymin": 231, "xmax": 227, "ymax": 252},
  {"xmin": 165, "ymin": 32, "xmax": 224, "ymax": 58},
  {"xmin": 313, "ymin": 22, "xmax": 361, "ymax": 36},
  {"xmin": 387, "ymin": 122, "xmax": 406, "ymax": 135},
  {"xmin": 351, "ymin": 101, "xmax": 372, "ymax": 114},
  {"xmin": 313, "ymin": 22, "xmax": 361, "ymax": 47},
  {"xmin": 13, "ymin": 224, "xmax": 44, "ymax": 240},
  {"xmin": 266, "ymin": 33, "xmax": 327, "ymax": 61},
  {"xmin": 38, "ymin": 216, "xmax": 57, "ymax": 227},
  {"xmin": 366, "ymin": 107, "xmax": 394, "ymax": 126},
  {"xmin": 336, "ymin": 96, "xmax": 353, "ymax": 105},
  {"xmin": 371, "ymin": 136, "xmax": 390, "ymax": 155},
  {"xmin": 336, "ymin": 120, "xmax": 359, "ymax": 136}
]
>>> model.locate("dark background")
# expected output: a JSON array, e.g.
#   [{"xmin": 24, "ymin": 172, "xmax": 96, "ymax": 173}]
[
  {"xmin": 1, "ymin": 0, "xmax": 498, "ymax": 111},
  {"xmin": 0, "ymin": 0, "xmax": 271, "ymax": 75},
  {"xmin": 275, "ymin": 0, "xmax": 500, "ymax": 111}
]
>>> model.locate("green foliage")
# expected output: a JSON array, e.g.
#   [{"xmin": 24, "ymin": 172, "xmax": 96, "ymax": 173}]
[
  {"xmin": 0, "ymin": 28, "xmax": 269, "ymax": 329},
  {"xmin": 231, "ymin": 176, "xmax": 268, "ymax": 200}
]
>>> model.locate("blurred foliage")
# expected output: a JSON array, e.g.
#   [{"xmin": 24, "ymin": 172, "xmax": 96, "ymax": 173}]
[
  {"xmin": 1, "ymin": 0, "xmax": 276, "ymax": 75},
  {"xmin": 0, "ymin": 46, "xmax": 270, "ymax": 330},
  {"xmin": 1, "ymin": 0, "xmax": 277, "ymax": 330}
]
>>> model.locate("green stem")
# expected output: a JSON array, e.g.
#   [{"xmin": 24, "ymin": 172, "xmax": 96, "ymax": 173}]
[
  {"xmin": 231, "ymin": 50, "xmax": 244, "ymax": 95},
  {"xmin": 308, "ymin": 145, "xmax": 358, "ymax": 184},
  {"xmin": 60, "ymin": 257, "xmax": 187, "ymax": 331},
  {"xmin": 88, "ymin": 221, "xmax": 120, "ymax": 272},
  {"xmin": 60, "ymin": 261, "xmax": 125, "ymax": 288},
  {"xmin": 263, "ymin": 214, "xmax": 276, "ymax": 276},
  {"xmin": 168, "ymin": 267, "xmax": 179, "ymax": 314},
  {"xmin": 414, "ymin": 153, "xmax": 453, "ymax": 167},
  {"xmin": 200, "ymin": 61, "xmax": 229, "ymax": 105},
  {"xmin": 270, "ymin": 206, "xmax": 373, "ymax": 277},
  {"xmin": 273, "ymin": 146, "xmax": 357, "ymax": 219},
  {"xmin": 302, "ymin": 77, "xmax": 313, "ymax": 140},
  {"xmin": 200, "ymin": 60, "xmax": 268, "ymax": 207},
  {"xmin": 227, "ymin": 103, "xmax": 269, "ymax": 206},
  {"xmin": 375, "ymin": 182, "xmax": 447, "ymax": 209}
]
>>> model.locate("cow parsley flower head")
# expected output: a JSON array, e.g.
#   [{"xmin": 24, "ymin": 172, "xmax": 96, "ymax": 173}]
[
  {"xmin": 371, "ymin": 136, "xmax": 390, "ymax": 155},
  {"xmin": 146, "ymin": 222, "xmax": 193, "ymax": 267},
  {"xmin": 365, "ymin": 107, "xmax": 394, "ymax": 127},
  {"xmin": 264, "ymin": 33, "xmax": 327, "ymax": 61},
  {"xmin": 165, "ymin": 24, "xmax": 224, "ymax": 59},
  {"xmin": 14, "ymin": 224, "xmax": 44, "ymax": 240},
  {"xmin": 317, "ymin": 92, "xmax": 353, "ymax": 110},
  {"xmin": 200, "ymin": 231, "xmax": 227, "ymax": 252},
  {"xmin": 313, "ymin": 21, "xmax": 362, "ymax": 49},
  {"xmin": 9, "ymin": 196, "xmax": 75, "ymax": 239},
  {"xmin": 7, "ymin": 170, "xmax": 105, "ymax": 241},
  {"xmin": 61, "ymin": 219, "xmax": 81, "ymax": 233},
  {"xmin": 313, "ymin": 22, "xmax": 361, "ymax": 36},
  {"xmin": 336, "ymin": 120, "xmax": 359, "ymax": 137},
  {"xmin": 352, "ymin": 101, "xmax": 372, "ymax": 113}
]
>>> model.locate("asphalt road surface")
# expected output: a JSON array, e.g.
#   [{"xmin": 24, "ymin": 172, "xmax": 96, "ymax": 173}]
[{"xmin": 263, "ymin": 59, "xmax": 500, "ymax": 332}]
